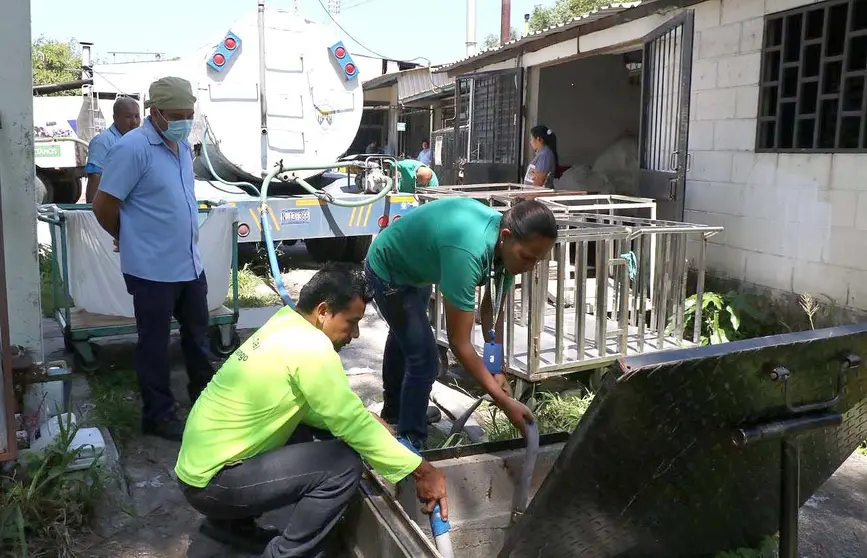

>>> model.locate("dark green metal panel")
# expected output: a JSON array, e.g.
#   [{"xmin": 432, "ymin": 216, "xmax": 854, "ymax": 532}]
[{"xmin": 504, "ymin": 323, "xmax": 867, "ymax": 557}]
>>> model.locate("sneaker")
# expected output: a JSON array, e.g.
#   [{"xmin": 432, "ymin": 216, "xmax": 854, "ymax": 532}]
[
  {"xmin": 199, "ymin": 517, "xmax": 280, "ymax": 555},
  {"xmin": 141, "ymin": 417, "xmax": 184, "ymax": 442}
]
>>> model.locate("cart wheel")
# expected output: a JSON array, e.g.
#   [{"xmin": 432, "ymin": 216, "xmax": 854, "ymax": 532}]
[
  {"xmin": 437, "ymin": 345, "xmax": 450, "ymax": 382},
  {"xmin": 73, "ymin": 343, "xmax": 100, "ymax": 373},
  {"xmin": 210, "ymin": 326, "xmax": 241, "ymax": 358}
]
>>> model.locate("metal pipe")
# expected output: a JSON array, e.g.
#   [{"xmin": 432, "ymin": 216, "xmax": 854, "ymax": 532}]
[
  {"xmin": 0, "ymin": 157, "xmax": 17, "ymax": 462},
  {"xmin": 33, "ymin": 79, "xmax": 94, "ymax": 95},
  {"xmin": 500, "ymin": 0, "xmax": 512, "ymax": 46},
  {"xmin": 257, "ymin": 0, "xmax": 269, "ymax": 172},
  {"xmin": 466, "ymin": 0, "xmax": 477, "ymax": 56},
  {"xmin": 780, "ymin": 437, "xmax": 799, "ymax": 558},
  {"xmin": 34, "ymin": 137, "xmax": 90, "ymax": 150}
]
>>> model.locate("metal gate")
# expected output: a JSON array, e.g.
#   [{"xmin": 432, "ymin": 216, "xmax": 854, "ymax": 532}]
[
  {"xmin": 454, "ymin": 68, "xmax": 523, "ymax": 185},
  {"xmin": 638, "ymin": 11, "xmax": 694, "ymax": 222}
]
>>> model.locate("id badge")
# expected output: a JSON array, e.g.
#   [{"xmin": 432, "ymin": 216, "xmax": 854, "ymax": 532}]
[{"xmin": 483, "ymin": 329, "xmax": 503, "ymax": 374}]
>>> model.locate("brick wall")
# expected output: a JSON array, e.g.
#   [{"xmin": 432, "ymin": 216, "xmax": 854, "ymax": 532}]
[{"xmin": 685, "ymin": 0, "xmax": 867, "ymax": 309}]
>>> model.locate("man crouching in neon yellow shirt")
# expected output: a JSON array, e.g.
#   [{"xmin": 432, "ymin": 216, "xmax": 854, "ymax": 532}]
[{"xmin": 175, "ymin": 262, "xmax": 448, "ymax": 557}]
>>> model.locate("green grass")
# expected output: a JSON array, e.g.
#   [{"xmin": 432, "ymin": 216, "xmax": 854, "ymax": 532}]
[
  {"xmin": 478, "ymin": 391, "xmax": 595, "ymax": 442},
  {"xmin": 0, "ymin": 413, "xmax": 106, "ymax": 557},
  {"xmin": 38, "ymin": 244, "xmax": 65, "ymax": 318},
  {"xmin": 87, "ymin": 369, "xmax": 141, "ymax": 447},
  {"xmin": 225, "ymin": 264, "xmax": 281, "ymax": 308}
]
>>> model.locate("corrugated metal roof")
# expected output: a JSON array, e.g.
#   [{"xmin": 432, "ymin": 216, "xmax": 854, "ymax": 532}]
[
  {"xmin": 397, "ymin": 67, "xmax": 452, "ymax": 101},
  {"xmin": 435, "ymin": 2, "xmax": 644, "ymax": 72},
  {"xmin": 363, "ymin": 66, "xmax": 453, "ymax": 103},
  {"xmin": 362, "ymin": 72, "xmax": 399, "ymax": 90},
  {"xmin": 401, "ymin": 83, "xmax": 455, "ymax": 104}
]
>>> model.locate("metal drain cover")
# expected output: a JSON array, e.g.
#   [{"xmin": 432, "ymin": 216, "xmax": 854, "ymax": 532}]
[{"xmin": 503, "ymin": 324, "xmax": 867, "ymax": 557}]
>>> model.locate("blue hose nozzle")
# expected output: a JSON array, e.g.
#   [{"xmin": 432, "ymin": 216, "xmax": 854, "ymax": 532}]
[{"xmin": 396, "ymin": 435, "xmax": 453, "ymax": 555}]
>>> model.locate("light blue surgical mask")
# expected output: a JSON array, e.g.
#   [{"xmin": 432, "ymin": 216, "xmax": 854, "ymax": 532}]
[{"xmin": 163, "ymin": 119, "xmax": 193, "ymax": 142}]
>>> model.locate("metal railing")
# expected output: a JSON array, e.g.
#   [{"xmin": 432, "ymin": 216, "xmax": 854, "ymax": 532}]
[{"xmin": 423, "ymin": 189, "xmax": 723, "ymax": 382}]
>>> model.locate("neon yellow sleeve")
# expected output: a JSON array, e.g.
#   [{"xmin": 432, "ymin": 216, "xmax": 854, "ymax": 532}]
[
  {"xmin": 302, "ymin": 409, "xmax": 328, "ymax": 430},
  {"xmin": 294, "ymin": 347, "xmax": 421, "ymax": 484}
]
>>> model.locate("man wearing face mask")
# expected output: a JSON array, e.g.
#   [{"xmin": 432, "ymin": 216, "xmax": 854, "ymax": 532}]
[{"xmin": 93, "ymin": 76, "xmax": 214, "ymax": 442}]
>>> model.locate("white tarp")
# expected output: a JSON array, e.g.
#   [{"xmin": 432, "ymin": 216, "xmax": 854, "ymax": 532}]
[{"xmin": 63, "ymin": 205, "xmax": 236, "ymax": 318}]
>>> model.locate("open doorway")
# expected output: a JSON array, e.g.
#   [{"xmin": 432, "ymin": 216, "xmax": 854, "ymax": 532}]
[
  {"xmin": 533, "ymin": 11, "xmax": 694, "ymax": 222},
  {"xmin": 535, "ymin": 51, "xmax": 643, "ymax": 198}
]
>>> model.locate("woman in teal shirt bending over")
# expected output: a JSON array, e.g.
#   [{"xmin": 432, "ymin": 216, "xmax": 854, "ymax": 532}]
[{"xmin": 365, "ymin": 198, "xmax": 557, "ymax": 448}]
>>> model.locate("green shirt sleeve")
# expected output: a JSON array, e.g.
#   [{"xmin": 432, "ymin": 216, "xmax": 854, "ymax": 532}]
[
  {"xmin": 440, "ymin": 246, "xmax": 483, "ymax": 312},
  {"xmin": 294, "ymin": 347, "xmax": 421, "ymax": 484}
]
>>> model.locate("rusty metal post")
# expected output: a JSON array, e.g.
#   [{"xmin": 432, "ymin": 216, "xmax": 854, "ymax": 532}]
[{"xmin": 501, "ymin": 0, "xmax": 512, "ymax": 45}]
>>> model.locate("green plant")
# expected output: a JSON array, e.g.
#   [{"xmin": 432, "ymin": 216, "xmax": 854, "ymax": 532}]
[
  {"xmin": 681, "ymin": 291, "xmax": 780, "ymax": 346},
  {"xmin": 87, "ymin": 369, "xmax": 141, "ymax": 446},
  {"xmin": 0, "ymin": 412, "xmax": 106, "ymax": 557},
  {"xmin": 225, "ymin": 264, "xmax": 281, "ymax": 308},
  {"xmin": 479, "ymin": 391, "xmax": 595, "ymax": 442},
  {"xmin": 38, "ymin": 244, "xmax": 57, "ymax": 318}
]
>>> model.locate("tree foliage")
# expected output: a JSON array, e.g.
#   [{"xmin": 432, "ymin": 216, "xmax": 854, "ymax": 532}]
[
  {"xmin": 32, "ymin": 36, "xmax": 82, "ymax": 96},
  {"xmin": 482, "ymin": 27, "xmax": 519, "ymax": 50},
  {"xmin": 528, "ymin": 0, "xmax": 612, "ymax": 33}
]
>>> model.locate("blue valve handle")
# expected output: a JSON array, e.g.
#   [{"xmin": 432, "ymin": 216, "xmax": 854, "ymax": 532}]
[{"xmin": 396, "ymin": 436, "xmax": 451, "ymax": 537}]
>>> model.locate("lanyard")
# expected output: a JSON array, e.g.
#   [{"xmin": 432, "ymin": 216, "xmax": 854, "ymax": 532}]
[{"xmin": 489, "ymin": 270, "xmax": 505, "ymax": 338}]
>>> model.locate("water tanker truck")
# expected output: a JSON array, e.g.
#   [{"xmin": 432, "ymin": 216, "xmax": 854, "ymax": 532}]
[{"xmin": 89, "ymin": 5, "xmax": 414, "ymax": 263}]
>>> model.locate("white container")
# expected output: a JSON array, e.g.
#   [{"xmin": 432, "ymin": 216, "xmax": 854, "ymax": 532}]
[{"xmin": 21, "ymin": 413, "xmax": 107, "ymax": 472}]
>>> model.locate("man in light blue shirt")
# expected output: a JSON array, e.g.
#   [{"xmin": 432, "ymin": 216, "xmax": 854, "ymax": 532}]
[
  {"xmin": 92, "ymin": 77, "xmax": 214, "ymax": 442},
  {"xmin": 84, "ymin": 97, "xmax": 141, "ymax": 202},
  {"xmin": 417, "ymin": 140, "xmax": 432, "ymax": 166}
]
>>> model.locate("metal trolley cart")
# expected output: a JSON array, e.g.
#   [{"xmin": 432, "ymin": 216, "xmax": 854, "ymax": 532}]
[
  {"xmin": 37, "ymin": 204, "xmax": 241, "ymax": 372},
  {"xmin": 421, "ymin": 185, "xmax": 723, "ymax": 393}
]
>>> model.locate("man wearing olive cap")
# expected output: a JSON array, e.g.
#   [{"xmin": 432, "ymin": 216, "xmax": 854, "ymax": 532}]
[{"xmin": 93, "ymin": 76, "xmax": 214, "ymax": 442}]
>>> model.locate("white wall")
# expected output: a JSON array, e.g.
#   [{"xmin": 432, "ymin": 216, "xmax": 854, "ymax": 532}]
[
  {"xmin": 0, "ymin": 0, "xmax": 44, "ymax": 455},
  {"xmin": 537, "ymin": 55, "xmax": 641, "ymax": 167},
  {"xmin": 684, "ymin": 0, "xmax": 867, "ymax": 310}
]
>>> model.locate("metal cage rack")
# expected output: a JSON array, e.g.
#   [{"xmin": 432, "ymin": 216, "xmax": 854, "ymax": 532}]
[{"xmin": 420, "ymin": 184, "xmax": 723, "ymax": 383}]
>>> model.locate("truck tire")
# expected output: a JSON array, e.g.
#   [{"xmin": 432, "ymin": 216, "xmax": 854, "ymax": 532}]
[
  {"xmin": 35, "ymin": 174, "xmax": 52, "ymax": 204},
  {"xmin": 53, "ymin": 178, "xmax": 83, "ymax": 204},
  {"xmin": 305, "ymin": 238, "xmax": 348, "ymax": 262},
  {"xmin": 343, "ymin": 235, "xmax": 372, "ymax": 263}
]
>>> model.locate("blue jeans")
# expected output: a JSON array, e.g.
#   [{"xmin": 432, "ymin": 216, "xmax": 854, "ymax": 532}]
[{"xmin": 364, "ymin": 263, "xmax": 436, "ymax": 445}]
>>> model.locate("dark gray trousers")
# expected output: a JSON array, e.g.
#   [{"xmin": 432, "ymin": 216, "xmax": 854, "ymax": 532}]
[{"xmin": 181, "ymin": 426, "xmax": 362, "ymax": 557}]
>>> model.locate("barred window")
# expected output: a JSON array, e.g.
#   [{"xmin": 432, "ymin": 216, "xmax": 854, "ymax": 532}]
[{"xmin": 757, "ymin": 0, "xmax": 867, "ymax": 151}]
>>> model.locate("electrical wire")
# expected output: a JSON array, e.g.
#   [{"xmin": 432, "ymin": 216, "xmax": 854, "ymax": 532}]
[
  {"xmin": 315, "ymin": 0, "xmax": 432, "ymax": 66},
  {"xmin": 315, "ymin": 0, "xmax": 445, "ymax": 97}
]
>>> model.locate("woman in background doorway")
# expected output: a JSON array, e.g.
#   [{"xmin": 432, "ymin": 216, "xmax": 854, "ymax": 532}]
[{"xmin": 524, "ymin": 125, "xmax": 559, "ymax": 187}]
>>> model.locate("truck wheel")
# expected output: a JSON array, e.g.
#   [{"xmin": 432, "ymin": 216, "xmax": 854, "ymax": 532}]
[
  {"xmin": 53, "ymin": 179, "xmax": 82, "ymax": 204},
  {"xmin": 35, "ymin": 174, "xmax": 53, "ymax": 204},
  {"xmin": 343, "ymin": 235, "xmax": 372, "ymax": 263},
  {"xmin": 305, "ymin": 238, "xmax": 348, "ymax": 262}
]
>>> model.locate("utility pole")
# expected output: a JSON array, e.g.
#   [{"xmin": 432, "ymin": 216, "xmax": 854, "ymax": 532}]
[
  {"xmin": 500, "ymin": 0, "xmax": 511, "ymax": 45},
  {"xmin": 466, "ymin": 0, "xmax": 477, "ymax": 56}
]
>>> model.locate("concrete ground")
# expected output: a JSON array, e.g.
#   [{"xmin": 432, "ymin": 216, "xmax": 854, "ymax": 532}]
[{"xmin": 35, "ymin": 266, "xmax": 867, "ymax": 557}]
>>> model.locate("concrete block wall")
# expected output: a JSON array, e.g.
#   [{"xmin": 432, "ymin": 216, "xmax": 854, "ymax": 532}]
[{"xmin": 684, "ymin": 0, "xmax": 867, "ymax": 310}]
